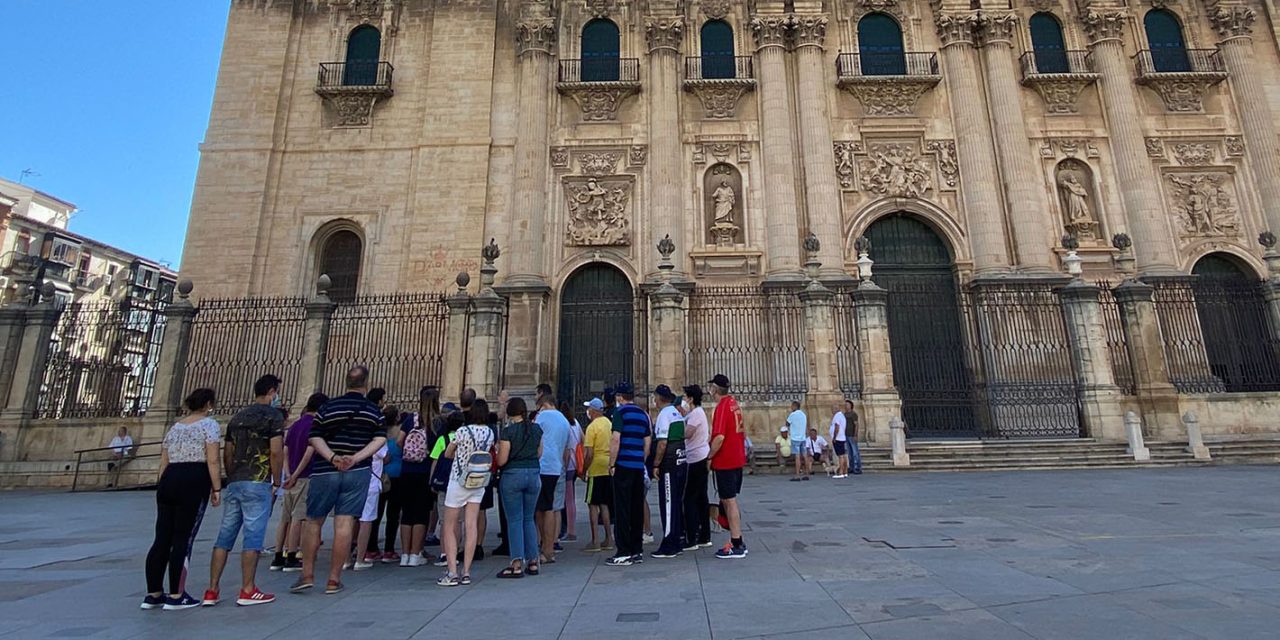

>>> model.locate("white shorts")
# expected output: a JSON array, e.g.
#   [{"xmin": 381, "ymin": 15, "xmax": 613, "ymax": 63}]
[
  {"xmin": 360, "ymin": 482, "xmax": 381, "ymax": 522},
  {"xmin": 444, "ymin": 479, "xmax": 484, "ymax": 509}
]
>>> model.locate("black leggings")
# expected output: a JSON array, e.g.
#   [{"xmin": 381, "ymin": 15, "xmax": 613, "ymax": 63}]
[
  {"xmin": 368, "ymin": 477, "xmax": 402, "ymax": 553},
  {"xmin": 684, "ymin": 459, "xmax": 711, "ymax": 546},
  {"xmin": 145, "ymin": 463, "xmax": 211, "ymax": 595}
]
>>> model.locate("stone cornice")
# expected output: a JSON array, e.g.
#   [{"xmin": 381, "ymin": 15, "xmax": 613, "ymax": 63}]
[
  {"xmin": 1081, "ymin": 9, "xmax": 1127, "ymax": 45},
  {"xmin": 1208, "ymin": 4, "xmax": 1256, "ymax": 41},
  {"xmin": 934, "ymin": 11, "xmax": 980, "ymax": 48},
  {"xmin": 978, "ymin": 11, "xmax": 1018, "ymax": 47},
  {"xmin": 516, "ymin": 19, "xmax": 557, "ymax": 56},
  {"xmin": 645, "ymin": 17, "xmax": 684, "ymax": 54},
  {"xmin": 792, "ymin": 15, "xmax": 829, "ymax": 49},
  {"xmin": 751, "ymin": 14, "xmax": 792, "ymax": 50}
]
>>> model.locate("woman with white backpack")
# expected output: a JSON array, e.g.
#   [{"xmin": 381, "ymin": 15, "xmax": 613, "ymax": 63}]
[{"xmin": 437, "ymin": 399, "xmax": 495, "ymax": 586}]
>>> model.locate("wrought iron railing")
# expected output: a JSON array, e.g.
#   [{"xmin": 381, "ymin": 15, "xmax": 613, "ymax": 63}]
[
  {"xmin": 317, "ymin": 61, "xmax": 394, "ymax": 89},
  {"xmin": 686, "ymin": 287, "xmax": 808, "ymax": 401},
  {"xmin": 1186, "ymin": 278, "xmax": 1280, "ymax": 392},
  {"xmin": 1020, "ymin": 50, "xmax": 1093, "ymax": 77},
  {"xmin": 323, "ymin": 293, "xmax": 451, "ymax": 409},
  {"xmin": 1134, "ymin": 48, "xmax": 1225, "ymax": 76},
  {"xmin": 832, "ymin": 290, "xmax": 863, "ymax": 398},
  {"xmin": 684, "ymin": 55, "xmax": 754, "ymax": 81},
  {"xmin": 1097, "ymin": 283, "xmax": 1136, "ymax": 395},
  {"xmin": 181, "ymin": 297, "xmax": 308, "ymax": 415},
  {"xmin": 836, "ymin": 52, "xmax": 939, "ymax": 78},
  {"xmin": 558, "ymin": 58, "xmax": 641, "ymax": 83},
  {"xmin": 35, "ymin": 299, "xmax": 167, "ymax": 419},
  {"xmin": 1148, "ymin": 278, "xmax": 1225, "ymax": 394}
]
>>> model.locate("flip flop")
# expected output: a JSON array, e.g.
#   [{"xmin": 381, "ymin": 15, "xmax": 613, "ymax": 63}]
[
  {"xmin": 498, "ymin": 566, "xmax": 525, "ymax": 579},
  {"xmin": 324, "ymin": 581, "xmax": 344, "ymax": 595}
]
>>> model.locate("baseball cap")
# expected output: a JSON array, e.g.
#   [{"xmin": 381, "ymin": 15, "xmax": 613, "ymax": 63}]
[
  {"xmin": 654, "ymin": 384, "xmax": 677, "ymax": 400},
  {"xmin": 583, "ymin": 397, "xmax": 605, "ymax": 411},
  {"xmin": 615, "ymin": 380, "xmax": 635, "ymax": 395},
  {"xmin": 708, "ymin": 373, "xmax": 731, "ymax": 388}
]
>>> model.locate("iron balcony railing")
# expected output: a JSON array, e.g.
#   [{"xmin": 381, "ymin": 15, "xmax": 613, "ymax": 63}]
[
  {"xmin": 836, "ymin": 51, "xmax": 939, "ymax": 78},
  {"xmin": 1134, "ymin": 48, "xmax": 1225, "ymax": 76},
  {"xmin": 558, "ymin": 58, "xmax": 641, "ymax": 83},
  {"xmin": 317, "ymin": 61, "xmax": 394, "ymax": 89},
  {"xmin": 1019, "ymin": 50, "xmax": 1094, "ymax": 77},
  {"xmin": 684, "ymin": 55, "xmax": 755, "ymax": 81}
]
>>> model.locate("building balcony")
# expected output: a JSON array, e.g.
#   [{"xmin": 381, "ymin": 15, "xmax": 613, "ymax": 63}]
[
  {"xmin": 1019, "ymin": 50, "xmax": 1099, "ymax": 114},
  {"xmin": 835, "ymin": 52, "xmax": 941, "ymax": 117},
  {"xmin": 1133, "ymin": 49, "xmax": 1226, "ymax": 112},
  {"xmin": 683, "ymin": 56, "xmax": 756, "ymax": 119},
  {"xmin": 556, "ymin": 59, "xmax": 641, "ymax": 122},
  {"xmin": 314, "ymin": 61, "xmax": 395, "ymax": 127}
]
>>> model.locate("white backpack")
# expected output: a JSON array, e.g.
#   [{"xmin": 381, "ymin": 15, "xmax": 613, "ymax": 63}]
[{"xmin": 461, "ymin": 427, "xmax": 493, "ymax": 490}]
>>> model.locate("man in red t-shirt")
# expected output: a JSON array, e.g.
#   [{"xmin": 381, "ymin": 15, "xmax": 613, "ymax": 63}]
[{"xmin": 707, "ymin": 374, "xmax": 747, "ymax": 559}]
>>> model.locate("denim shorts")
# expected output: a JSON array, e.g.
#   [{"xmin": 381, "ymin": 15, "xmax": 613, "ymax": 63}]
[
  {"xmin": 214, "ymin": 481, "xmax": 274, "ymax": 552},
  {"xmin": 307, "ymin": 468, "xmax": 373, "ymax": 519}
]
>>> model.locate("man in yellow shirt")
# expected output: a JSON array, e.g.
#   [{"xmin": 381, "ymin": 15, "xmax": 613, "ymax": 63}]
[
  {"xmin": 773, "ymin": 426, "xmax": 793, "ymax": 474},
  {"xmin": 581, "ymin": 398, "xmax": 614, "ymax": 552}
]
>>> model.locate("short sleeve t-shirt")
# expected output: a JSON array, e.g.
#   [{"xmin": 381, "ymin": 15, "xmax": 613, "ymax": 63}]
[
  {"xmin": 163, "ymin": 417, "xmax": 221, "ymax": 463},
  {"xmin": 535, "ymin": 409, "xmax": 571, "ymax": 476},
  {"xmin": 450, "ymin": 424, "xmax": 496, "ymax": 483},
  {"xmin": 653, "ymin": 404, "xmax": 686, "ymax": 469},
  {"xmin": 225, "ymin": 404, "xmax": 284, "ymax": 483},
  {"xmin": 774, "ymin": 435, "xmax": 792, "ymax": 457},
  {"xmin": 683, "ymin": 406, "xmax": 710, "ymax": 464},
  {"xmin": 584, "ymin": 416, "xmax": 612, "ymax": 477},
  {"xmin": 500, "ymin": 421, "xmax": 543, "ymax": 470},
  {"xmin": 613, "ymin": 404, "xmax": 652, "ymax": 471},
  {"xmin": 830, "ymin": 411, "xmax": 847, "ymax": 442},
  {"xmin": 787, "ymin": 409, "xmax": 808, "ymax": 443},
  {"xmin": 284, "ymin": 414, "xmax": 315, "ymax": 478},
  {"xmin": 710, "ymin": 395, "xmax": 746, "ymax": 471},
  {"xmin": 806, "ymin": 436, "xmax": 828, "ymax": 456},
  {"xmin": 110, "ymin": 435, "xmax": 133, "ymax": 455}
]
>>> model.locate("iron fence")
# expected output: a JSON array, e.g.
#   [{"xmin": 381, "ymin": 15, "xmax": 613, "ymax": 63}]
[
  {"xmin": 36, "ymin": 299, "xmax": 167, "ymax": 419},
  {"xmin": 684, "ymin": 55, "xmax": 754, "ymax": 81},
  {"xmin": 1020, "ymin": 50, "xmax": 1093, "ymax": 77},
  {"xmin": 1097, "ymin": 283, "xmax": 1136, "ymax": 395},
  {"xmin": 1148, "ymin": 278, "xmax": 1225, "ymax": 393},
  {"xmin": 323, "ymin": 293, "xmax": 451, "ymax": 409},
  {"xmin": 1134, "ymin": 48, "xmax": 1225, "ymax": 76},
  {"xmin": 317, "ymin": 61, "xmax": 394, "ymax": 89},
  {"xmin": 1188, "ymin": 278, "xmax": 1280, "ymax": 392},
  {"xmin": 558, "ymin": 58, "xmax": 641, "ymax": 83},
  {"xmin": 182, "ymin": 297, "xmax": 307, "ymax": 415},
  {"xmin": 832, "ymin": 290, "xmax": 863, "ymax": 398},
  {"xmin": 836, "ymin": 51, "xmax": 939, "ymax": 78},
  {"xmin": 686, "ymin": 286, "xmax": 808, "ymax": 401}
]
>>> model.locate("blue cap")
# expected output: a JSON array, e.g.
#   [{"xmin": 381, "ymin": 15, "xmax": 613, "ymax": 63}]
[
  {"xmin": 615, "ymin": 380, "xmax": 635, "ymax": 395},
  {"xmin": 442, "ymin": 402, "xmax": 459, "ymax": 412},
  {"xmin": 583, "ymin": 397, "xmax": 605, "ymax": 411},
  {"xmin": 654, "ymin": 384, "xmax": 677, "ymax": 400}
]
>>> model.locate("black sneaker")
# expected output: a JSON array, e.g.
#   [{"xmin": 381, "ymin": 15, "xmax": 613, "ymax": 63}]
[
  {"xmin": 492, "ymin": 544, "xmax": 510, "ymax": 557},
  {"xmin": 162, "ymin": 592, "xmax": 201, "ymax": 611},
  {"xmin": 630, "ymin": 554, "xmax": 645, "ymax": 564},
  {"xmin": 425, "ymin": 535, "xmax": 441, "ymax": 547},
  {"xmin": 282, "ymin": 557, "xmax": 303, "ymax": 572},
  {"xmin": 605, "ymin": 555, "xmax": 634, "ymax": 567},
  {"xmin": 140, "ymin": 594, "xmax": 165, "ymax": 610},
  {"xmin": 269, "ymin": 554, "xmax": 286, "ymax": 571},
  {"xmin": 651, "ymin": 549, "xmax": 681, "ymax": 559},
  {"xmin": 715, "ymin": 543, "xmax": 748, "ymax": 559},
  {"xmin": 474, "ymin": 546, "xmax": 485, "ymax": 562}
]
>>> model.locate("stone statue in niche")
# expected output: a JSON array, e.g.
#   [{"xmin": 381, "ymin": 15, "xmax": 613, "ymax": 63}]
[
  {"xmin": 704, "ymin": 163, "xmax": 743, "ymax": 246},
  {"xmin": 1056, "ymin": 160, "xmax": 1100, "ymax": 241}
]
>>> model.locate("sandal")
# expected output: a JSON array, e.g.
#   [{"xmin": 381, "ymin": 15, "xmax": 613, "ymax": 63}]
[
  {"xmin": 498, "ymin": 565, "xmax": 525, "ymax": 579},
  {"xmin": 460, "ymin": 575, "xmax": 472, "ymax": 586},
  {"xmin": 436, "ymin": 573, "xmax": 460, "ymax": 587},
  {"xmin": 526, "ymin": 563, "xmax": 540, "ymax": 576}
]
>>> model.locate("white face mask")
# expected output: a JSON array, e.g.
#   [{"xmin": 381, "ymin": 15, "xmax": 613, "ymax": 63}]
[{"xmin": 681, "ymin": 399, "xmax": 690, "ymax": 410}]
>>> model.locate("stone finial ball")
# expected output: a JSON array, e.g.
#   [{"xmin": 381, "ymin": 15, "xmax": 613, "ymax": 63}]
[
  {"xmin": 40, "ymin": 282, "xmax": 56, "ymax": 299},
  {"xmin": 316, "ymin": 274, "xmax": 332, "ymax": 293},
  {"xmin": 177, "ymin": 279, "xmax": 194, "ymax": 297},
  {"xmin": 456, "ymin": 272, "xmax": 471, "ymax": 288}
]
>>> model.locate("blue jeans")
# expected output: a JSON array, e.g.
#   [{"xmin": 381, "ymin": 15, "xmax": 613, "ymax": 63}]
[
  {"xmin": 213, "ymin": 481, "xmax": 274, "ymax": 552},
  {"xmin": 851, "ymin": 441, "xmax": 862, "ymax": 473},
  {"xmin": 500, "ymin": 468, "xmax": 541, "ymax": 563}
]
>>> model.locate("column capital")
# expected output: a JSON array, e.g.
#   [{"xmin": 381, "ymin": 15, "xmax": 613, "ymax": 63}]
[
  {"xmin": 751, "ymin": 14, "xmax": 793, "ymax": 51},
  {"xmin": 791, "ymin": 14, "xmax": 828, "ymax": 49},
  {"xmin": 1080, "ymin": 9, "xmax": 1127, "ymax": 45},
  {"xmin": 977, "ymin": 11, "xmax": 1018, "ymax": 47},
  {"xmin": 644, "ymin": 16, "xmax": 684, "ymax": 54},
  {"xmin": 1207, "ymin": 3, "xmax": 1256, "ymax": 41},
  {"xmin": 516, "ymin": 19, "xmax": 557, "ymax": 56},
  {"xmin": 934, "ymin": 11, "xmax": 980, "ymax": 48}
]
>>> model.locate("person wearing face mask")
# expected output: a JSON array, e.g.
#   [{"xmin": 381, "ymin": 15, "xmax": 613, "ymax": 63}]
[
  {"xmin": 679, "ymin": 385, "xmax": 712, "ymax": 550},
  {"xmin": 202, "ymin": 375, "xmax": 285, "ymax": 607}
]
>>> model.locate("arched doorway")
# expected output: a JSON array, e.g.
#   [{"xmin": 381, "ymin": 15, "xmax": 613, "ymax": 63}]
[
  {"xmin": 1192, "ymin": 254, "xmax": 1280, "ymax": 391},
  {"xmin": 557, "ymin": 264, "xmax": 635, "ymax": 410},
  {"xmin": 865, "ymin": 214, "xmax": 977, "ymax": 438}
]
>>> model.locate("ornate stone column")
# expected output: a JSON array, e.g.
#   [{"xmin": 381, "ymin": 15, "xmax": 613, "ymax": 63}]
[
  {"xmin": 1059, "ymin": 278, "xmax": 1125, "ymax": 441},
  {"xmin": 466, "ymin": 241, "xmax": 508, "ymax": 400},
  {"xmin": 751, "ymin": 14, "xmax": 805, "ymax": 282},
  {"xmin": 1113, "ymin": 280, "xmax": 1182, "ymax": 438},
  {"xmin": 648, "ymin": 236, "xmax": 687, "ymax": 385},
  {"xmin": 792, "ymin": 14, "xmax": 852, "ymax": 281},
  {"xmin": 1208, "ymin": 3, "xmax": 1280, "ymax": 235},
  {"xmin": 798, "ymin": 236, "xmax": 842, "ymax": 401},
  {"xmin": 979, "ymin": 12, "xmax": 1056, "ymax": 273},
  {"xmin": 851, "ymin": 248, "xmax": 900, "ymax": 445},
  {"xmin": 1081, "ymin": 9, "xmax": 1179, "ymax": 273},
  {"xmin": 507, "ymin": 11, "xmax": 556, "ymax": 286},
  {"xmin": 441, "ymin": 274, "xmax": 472, "ymax": 398},
  {"xmin": 935, "ymin": 12, "xmax": 1010, "ymax": 274},
  {"xmin": 295, "ymin": 276, "xmax": 337, "ymax": 408},
  {"xmin": 645, "ymin": 17, "xmax": 688, "ymax": 281}
]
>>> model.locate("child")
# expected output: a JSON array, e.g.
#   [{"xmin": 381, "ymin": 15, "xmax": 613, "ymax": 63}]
[{"xmin": 352, "ymin": 442, "xmax": 388, "ymax": 571}]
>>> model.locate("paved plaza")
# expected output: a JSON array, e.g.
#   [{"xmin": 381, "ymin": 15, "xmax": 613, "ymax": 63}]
[{"xmin": 3, "ymin": 466, "xmax": 1280, "ymax": 639}]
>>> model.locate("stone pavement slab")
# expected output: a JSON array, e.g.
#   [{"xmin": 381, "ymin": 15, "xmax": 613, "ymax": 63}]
[{"xmin": 3, "ymin": 466, "xmax": 1280, "ymax": 638}]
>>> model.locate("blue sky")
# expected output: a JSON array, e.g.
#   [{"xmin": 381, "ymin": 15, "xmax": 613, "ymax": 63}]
[{"xmin": 1, "ymin": 1, "xmax": 230, "ymax": 268}]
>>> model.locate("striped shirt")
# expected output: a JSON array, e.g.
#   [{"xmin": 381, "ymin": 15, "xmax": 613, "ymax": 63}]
[
  {"xmin": 309, "ymin": 392, "xmax": 386, "ymax": 475},
  {"xmin": 611, "ymin": 404, "xmax": 651, "ymax": 471}
]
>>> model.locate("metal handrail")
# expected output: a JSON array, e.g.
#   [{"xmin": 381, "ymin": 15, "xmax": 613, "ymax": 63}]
[
  {"xmin": 317, "ymin": 61, "xmax": 394, "ymax": 89},
  {"xmin": 558, "ymin": 58, "xmax": 641, "ymax": 83},
  {"xmin": 71, "ymin": 440, "xmax": 163, "ymax": 492},
  {"xmin": 1019, "ymin": 50, "xmax": 1094, "ymax": 77},
  {"xmin": 836, "ymin": 51, "xmax": 939, "ymax": 78},
  {"xmin": 684, "ymin": 55, "xmax": 755, "ymax": 81},
  {"xmin": 1133, "ymin": 48, "xmax": 1225, "ymax": 75}
]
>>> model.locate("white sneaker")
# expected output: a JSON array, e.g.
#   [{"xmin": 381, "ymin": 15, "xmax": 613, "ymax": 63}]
[
  {"xmin": 342, "ymin": 558, "xmax": 354, "ymax": 570},
  {"xmin": 642, "ymin": 532, "xmax": 655, "ymax": 544},
  {"xmin": 408, "ymin": 554, "xmax": 423, "ymax": 567},
  {"xmin": 400, "ymin": 554, "xmax": 411, "ymax": 567},
  {"xmin": 353, "ymin": 560, "xmax": 374, "ymax": 571}
]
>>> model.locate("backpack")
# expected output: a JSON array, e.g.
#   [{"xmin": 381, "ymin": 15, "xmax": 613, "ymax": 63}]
[
  {"xmin": 403, "ymin": 414, "xmax": 429, "ymax": 463},
  {"xmin": 462, "ymin": 427, "xmax": 493, "ymax": 490}
]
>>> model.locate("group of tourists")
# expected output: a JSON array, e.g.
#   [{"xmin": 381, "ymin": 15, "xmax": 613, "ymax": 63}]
[
  {"xmin": 775, "ymin": 399, "xmax": 863, "ymax": 480},
  {"xmin": 140, "ymin": 366, "xmax": 750, "ymax": 611}
]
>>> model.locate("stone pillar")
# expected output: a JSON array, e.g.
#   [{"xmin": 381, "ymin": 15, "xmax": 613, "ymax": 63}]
[
  {"xmin": 1058, "ymin": 279, "xmax": 1126, "ymax": 441},
  {"xmin": 934, "ymin": 12, "xmax": 1010, "ymax": 274},
  {"xmin": 890, "ymin": 416, "xmax": 910, "ymax": 467},
  {"xmin": 140, "ymin": 281, "xmax": 199, "ymax": 443},
  {"xmin": 496, "ymin": 286, "xmax": 551, "ymax": 396},
  {"xmin": 1208, "ymin": 5, "xmax": 1280, "ymax": 236},
  {"xmin": 648, "ymin": 283, "xmax": 686, "ymax": 387},
  {"xmin": 851, "ymin": 280, "xmax": 900, "ymax": 445},
  {"xmin": 799, "ymin": 280, "xmax": 839, "ymax": 398},
  {"xmin": 792, "ymin": 14, "xmax": 852, "ymax": 282},
  {"xmin": 1124, "ymin": 410, "xmax": 1151, "ymax": 461},
  {"xmin": 1, "ymin": 301, "xmax": 60, "ymax": 421},
  {"xmin": 466, "ymin": 290, "xmax": 507, "ymax": 400},
  {"xmin": 0, "ymin": 304, "xmax": 27, "ymax": 408},
  {"xmin": 442, "ymin": 278, "xmax": 472, "ymax": 398},
  {"xmin": 751, "ymin": 14, "xmax": 804, "ymax": 282},
  {"xmin": 979, "ymin": 13, "xmax": 1056, "ymax": 273},
  {"xmin": 1081, "ymin": 10, "xmax": 1178, "ymax": 273},
  {"xmin": 1113, "ymin": 280, "xmax": 1182, "ymax": 438},
  {"xmin": 507, "ymin": 11, "xmax": 556, "ymax": 287},
  {"xmin": 294, "ymin": 279, "xmax": 337, "ymax": 407},
  {"xmin": 1182, "ymin": 410, "xmax": 1211, "ymax": 459},
  {"xmin": 645, "ymin": 17, "xmax": 689, "ymax": 281}
]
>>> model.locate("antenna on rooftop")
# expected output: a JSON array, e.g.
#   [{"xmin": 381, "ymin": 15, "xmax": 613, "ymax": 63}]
[{"xmin": 18, "ymin": 168, "xmax": 40, "ymax": 183}]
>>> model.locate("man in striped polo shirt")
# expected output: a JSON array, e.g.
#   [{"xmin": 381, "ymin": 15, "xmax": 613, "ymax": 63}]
[
  {"xmin": 291, "ymin": 366, "xmax": 386, "ymax": 595},
  {"xmin": 606, "ymin": 381, "xmax": 651, "ymax": 567}
]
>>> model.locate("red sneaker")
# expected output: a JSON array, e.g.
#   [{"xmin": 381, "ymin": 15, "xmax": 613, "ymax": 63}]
[
  {"xmin": 200, "ymin": 589, "xmax": 219, "ymax": 606},
  {"xmin": 362, "ymin": 552, "xmax": 381, "ymax": 563},
  {"xmin": 235, "ymin": 587, "xmax": 276, "ymax": 606},
  {"xmin": 381, "ymin": 552, "xmax": 400, "ymax": 564}
]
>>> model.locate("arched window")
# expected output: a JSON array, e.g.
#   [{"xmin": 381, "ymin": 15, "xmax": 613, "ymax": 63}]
[
  {"xmin": 1192, "ymin": 254, "xmax": 1280, "ymax": 392},
  {"xmin": 858, "ymin": 13, "xmax": 906, "ymax": 76},
  {"xmin": 318, "ymin": 229, "xmax": 363, "ymax": 302},
  {"xmin": 1144, "ymin": 9, "xmax": 1190, "ymax": 72},
  {"xmin": 344, "ymin": 25, "xmax": 382, "ymax": 86},
  {"xmin": 1029, "ymin": 13, "xmax": 1069, "ymax": 74},
  {"xmin": 581, "ymin": 19, "xmax": 620, "ymax": 82},
  {"xmin": 701, "ymin": 20, "xmax": 736, "ymax": 79}
]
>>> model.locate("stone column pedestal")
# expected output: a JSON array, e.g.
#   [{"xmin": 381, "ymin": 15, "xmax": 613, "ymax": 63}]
[
  {"xmin": 0, "ymin": 304, "xmax": 28, "ymax": 410},
  {"xmin": 1, "ymin": 303, "xmax": 61, "ymax": 422},
  {"xmin": 496, "ymin": 284, "xmax": 552, "ymax": 398},
  {"xmin": 851, "ymin": 281, "xmax": 900, "ymax": 444},
  {"xmin": 441, "ymin": 291, "xmax": 472, "ymax": 397},
  {"xmin": 1114, "ymin": 280, "xmax": 1182, "ymax": 438},
  {"xmin": 466, "ymin": 291, "xmax": 508, "ymax": 400},
  {"xmin": 798, "ymin": 279, "xmax": 844, "ymax": 419},
  {"xmin": 140, "ymin": 285, "xmax": 199, "ymax": 444},
  {"xmin": 1059, "ymin": 279, "xmax": 1126, "ymax": 441},
  {"xmin": 294, "ymin": 294, "xmax": 337, "ymax": 409},
  {"xmin": 648, "ymin": 283, "xmax": 687, "ymax": 386}
]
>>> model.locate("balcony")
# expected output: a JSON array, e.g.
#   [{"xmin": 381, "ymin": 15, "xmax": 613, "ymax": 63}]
[
  {"xmin": 1019, "ymin": 50, "xmax": 1099, "ymax": 114},
  {"xmin": 1133, "ymin": 49, "xmax": 1226, "ymax": 112},
  {"xmin": 683, "ymin": 56, "xmax": 756, "ymax": 119},
  {"xmin": 314, "ymin": 61, "xmax": 395, "ymax": 127},
  {"xmin": 556, "ymin": 59, "xmax": 641, "ymax": 122},
  {"xmin": 835, "ymin": 52, "xmax": 941, "ymax": 117}
]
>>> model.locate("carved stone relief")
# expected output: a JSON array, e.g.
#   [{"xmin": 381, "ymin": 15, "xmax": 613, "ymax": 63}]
[
  {"xmin": 704, "ymin": 163, "xmax": 744, "ymax": 246},
  {"xmin": 559, "ymin": 86, "xmax": 640, "ymax": 122},
  {"xmin": 1056, "ymin": 159, "xmax": 1101, "ymax": 242},
  {"xmin": 1140, "ymin": 77, "xmax": 1223, "ymax": 113},
  {"xmin": 1164, "ymin": 172, "xmax": 1240, "ymax": 237},
  {"xmin": 833, "ymin": 141, "xmax": 863, "ymax": 190},
  {"xmin": 926, "ymin": 140, "xmax": 958, "ymax": 189},
  {"xmin": 1171, "ymin": 142, "xmax": 1215, "ymax": 166},
  {"xmin": 1145, "ymin": 137, "xmax": 1166, "ymax": 158},
  {"xmin": 319, "ymin": 94, "xmax": 388, "ymax": 128},
  {"xmin": 628, "ymin": 145, "xmax": 648, "ymax": 167},
  {"xmin": 585, "ymin": 0, "xmax": 612, "ymax": 19},
  {"xmin": 564, "ymin": 176, "xmax": 633, "ymax": 246},
  {"xmin": 859, "ymin": 144, "xmax": 931, "ymax": 198},
  {"xmin": 1052, "ymin": 138, "xmax": 1101, "ymax": 159},
  {"xmin": 550, "ymin": 147, "xmax": 570, "ymax": 168},
  {"xmin": 576, "ymin": 151, "xmax": 621, "ymax": 176},
  {"xmin": 1225, "ymin": 136, "xmax": 1245, "ymax": 157},
  {"xmin": 686, "ymin": 82, "xmax": 755, "ymax": 119},
  {"xmin": 700, "ymin": 0, "xmax": 731, "ymax": 20}
]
